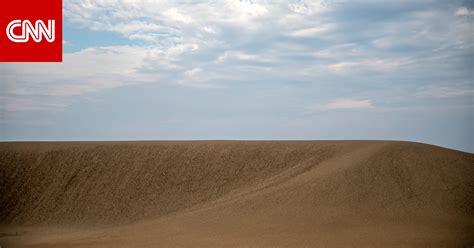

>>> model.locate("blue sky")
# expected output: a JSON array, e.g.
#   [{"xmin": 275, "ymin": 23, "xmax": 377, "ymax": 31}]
[{"xmin": 0, "ymin": 0, "xmax": 473, "ymax": 152}]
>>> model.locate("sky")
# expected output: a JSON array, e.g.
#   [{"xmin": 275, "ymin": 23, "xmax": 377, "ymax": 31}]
[{"xmin": 0, "ymin": 0, "xmax": 473, "ymax": 152}]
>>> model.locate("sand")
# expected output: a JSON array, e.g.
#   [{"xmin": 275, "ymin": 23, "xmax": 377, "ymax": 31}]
[{"xmin": 0, "ymin": 141, "xmax": 473, "ymax": 247}]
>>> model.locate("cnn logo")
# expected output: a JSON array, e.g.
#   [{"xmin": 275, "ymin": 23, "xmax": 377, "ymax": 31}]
[
  {"xmin": 6, "ymin": 20, "xmax": 55, "ymax": 43},
  {"xmin": 0, "ymin": 0, "xmax": 62, "ymax": 62}
]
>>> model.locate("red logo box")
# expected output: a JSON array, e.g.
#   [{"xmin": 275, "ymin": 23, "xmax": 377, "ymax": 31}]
[{"xmin": 0, "ymin": 0, "xmax": 62, "ymax": 62}]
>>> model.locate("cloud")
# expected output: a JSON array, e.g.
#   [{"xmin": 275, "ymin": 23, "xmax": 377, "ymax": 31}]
[
  {"xmin": 2, "ymin": 46, "xmax": 151, "ymax": 97},
  {"xmin": 63, "ymin": 0, "xmax": 272, "ymax": 43},
  {"xmin": 288, "ymin": 24, "xmax": 333, "ymax": 37},
  {"xmin": 288, "ymin": 2, "xmax": 313, "ymax": 15},
  {"xmin": 163, "ymin": 8, "xmax": 194, "ymax": 24},
  {"xmin": 455, "ymin": 7, "xmax": 474, "ymax": 16},
  {"xmin": 306, "ymin": 99, "xmax": 374, "ymax": 113},
  {"xmin": 177, "ymin": 67, "xmax": 223, "ymax": 88},
  {"xmin": 0, "ymin": 46, "xmax": 160, "ymax": 112},
  {"xmin": 327, "ymin": 58, "xmax": 412, "ymax": 73},
  {"xmin": 184, "ymin": 67, "xmax": 202, "ymax": 77},
  {"xmin": 2, "ymin": 0, "xmax": 472, "ymax": 114},
  {"xmin": 217, "ymin": 51, "xmax": 269, "ymax": 63}
]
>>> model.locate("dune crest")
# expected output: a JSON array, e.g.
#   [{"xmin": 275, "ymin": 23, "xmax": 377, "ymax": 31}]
[{"xmin": 1, "ymin": 141, "xmax": 473, "ymax": 247}]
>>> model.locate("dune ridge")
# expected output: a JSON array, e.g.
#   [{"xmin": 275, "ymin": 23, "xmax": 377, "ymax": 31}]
[{"xmin": 0, "ymin": 141, "xmax": 473, "ymax": 247}]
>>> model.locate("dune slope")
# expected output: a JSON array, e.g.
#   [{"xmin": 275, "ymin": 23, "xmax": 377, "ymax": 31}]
[{"xmin": 0, "ymin": 141, "xmax": 473, "ymax": 247}]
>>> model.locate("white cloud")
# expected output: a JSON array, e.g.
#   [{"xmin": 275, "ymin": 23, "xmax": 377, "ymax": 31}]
[
  {"xmin": 455, "ymin": 7, "xmax": 474, "ymax": 16},
  {"xmin": 288, "ymin": 1, "xmax": 328, "ymax": 15},
  {"xmin": 228, "ymin": 0, "xmax": 268, "ymax": 21},
  {"xmin": 166, "ymin": 43, "xmax": 199, "ymax": 57},
  {"xmin": 288, "ymin": 2, "xmax": 312, "ymax": 15},
  {"xmin": 63, "ymin": 0, "xmax": 271, "ymax": 44},
  {"xmin": 217, "ymin": 51, "xmax": 258, "ymax": 62},
  {"xmin": 184, "ymin": 67, "xmax": 202, "ymax": 77},
  {"xmin": 7, "ymin": 43, "xmax": 202, "ymax": 98},
  {"xmin": 0, "ymin": 46, "xmax": 161, "ymax": 112},
  {"xmin": 178, "ymin": 67, "xmax": 221, "ymax": 88},
  {"xmin": 201, "ymin": 26, "xmax": 217, "ymax": 34},
  {"xmin": 328, "ymin": 58, "xmax": 412, "ymax": 73},
  {"xmin": 163, "ymin": 8, "xmax": 193, "ymax": 24},
  {"xmin": 3, "ymin": 46, "xmax": 152, "ymax": 97},
  {"xmin": 306, "ymin": 99, "xmax": 374, "ymax": 113},
  {"xmin": 289, "ymin": 24, "xmax": 333, "ymax": 37},
  {"xmin": 2, "ymin": 0, "xmax": 471, "ymax": 115},
  {"xmin": 0, "ymin": 39, "xmax": 204, "ymax": 112}
]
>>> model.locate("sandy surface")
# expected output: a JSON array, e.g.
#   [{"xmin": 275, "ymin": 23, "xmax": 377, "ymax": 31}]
[{"xmin": 0, "ymin": 141, "xmax": 473, "ymax": 247}]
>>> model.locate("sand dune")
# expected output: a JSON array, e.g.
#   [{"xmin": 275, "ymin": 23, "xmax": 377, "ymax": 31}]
[{"xmin": 0, "ymin": 141, "xmax": 473, "ymax": 247}]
